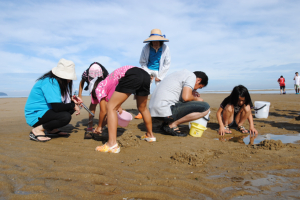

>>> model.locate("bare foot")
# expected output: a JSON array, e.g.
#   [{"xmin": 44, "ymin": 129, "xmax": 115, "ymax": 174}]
[
  {"xmin": 32, "ymin": 128, "xmax": 51, "ymax": 141},
  {"xmin": 93, "ymin": 127, "xmax": 102, "ymax": 134}
]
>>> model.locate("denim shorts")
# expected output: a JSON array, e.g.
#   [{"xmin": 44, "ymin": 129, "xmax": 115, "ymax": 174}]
[
  {"xmin": 170, "ymin": 101, "xmax": 210, "ymax": 121},
  {"xmin": 228, "ymin": 119, "xmax": 238, "ymax": 127}
]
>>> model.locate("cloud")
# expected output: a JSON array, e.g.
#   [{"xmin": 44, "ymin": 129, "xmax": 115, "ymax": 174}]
[
  {"xmin": 0, "ymin": 51, "xmax": 56, "ymax": 73},
  {"xmin": 0, "ymin": 0, "xmax": 300, "ymax": 95}
]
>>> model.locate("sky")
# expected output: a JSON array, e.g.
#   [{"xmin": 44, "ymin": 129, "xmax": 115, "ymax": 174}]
[{"xmin": 0, "ymin": 0, "xmax": 299, "ymax": 96}]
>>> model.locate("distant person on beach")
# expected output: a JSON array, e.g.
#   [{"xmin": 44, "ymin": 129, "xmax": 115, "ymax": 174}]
[
  {"xmin": 92, "ymin": 65, "xmax": 155, "ymax": 153},
  {"xmin": 216, "ymin": 85, "xmax": 258, "ymax": 136},
  {"xmin": 294, "ymin": 72, "xmax": 300, "ymax": 94},
  {"xmin": 135, "ymin": 28, "xmax": 171, "ymax": 119},
  {"xmin": 277, "ymin": 75, "xmax": 286, "ymax": 95},
  {"xmin": 149, "ymin": 70, "xmax": 210, "ymax": 137},
  {"xmin": 24, "ymin": 59, "xmax": 82, "ymax": 142},
  {"xmin": 78, "ymin": 62, "xmax": 109, "ymax": 139}
]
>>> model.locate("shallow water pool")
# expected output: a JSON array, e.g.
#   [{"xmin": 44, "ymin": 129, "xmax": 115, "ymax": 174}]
[{"xmin": 217, "ymin": 133, "xmax": 300, "ymax": 145}]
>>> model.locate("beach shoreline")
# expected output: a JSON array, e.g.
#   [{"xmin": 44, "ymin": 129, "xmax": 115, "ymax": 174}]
[{"xmin": 0, "ymin": 93, "xmax": 300, "ymax": 199}]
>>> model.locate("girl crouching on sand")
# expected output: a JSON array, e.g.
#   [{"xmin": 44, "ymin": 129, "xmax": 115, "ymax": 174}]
[
  {"xmin": 216, "ymin": 85, "xmax": 258, "ymax": 136},
  {"xmin": 78, "ymin": 62, "xmax": 109, "ymax": 138},
  {"xmin": 24, "ymin": 59, "xmax": 82, "ymax": 142},
  {"xmin": 92, "ymin": 65, "xmax": 155, "ymax": 153}
]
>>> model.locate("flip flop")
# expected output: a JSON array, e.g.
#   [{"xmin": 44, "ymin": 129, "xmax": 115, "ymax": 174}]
[
  {"xmin": 29, "ymin": 132, "xmax": 51, "ymax": 142},
  {"xmin": 135, "ymin": 113, "xmax": 143, "ymax": 119}
]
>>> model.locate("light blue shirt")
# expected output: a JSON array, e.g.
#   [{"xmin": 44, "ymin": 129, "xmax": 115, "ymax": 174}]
[
  {"xmin": 147, "ymin": 46, "xmax": 162, "ymax": 71},
  {"xmin": 24, "ymin": 77, "xmax": 62, "ymax": 126}
]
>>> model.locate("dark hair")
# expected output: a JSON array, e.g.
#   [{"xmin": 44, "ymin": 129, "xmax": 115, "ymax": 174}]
[
  {"xmin": 280, "ymin": 75, "xmax": 283, "ymax": 78},
  {"xmin": 193, "ymin": 71, "xmax": 208, "ymax": 86},
  {"xmin": 150, "ymin": 41, "xmax": 164, "ymax": 46},
  {"xmin": 37, "ymin": 71, "xmax": 72, "ymax": 97},
  {"xmin": 229, "ymin": 85, "xmax": 252, "ymax": 106},
  {"xmin": 90, "ymin": 62, "xmax": 109, "ymax": 100},
  {"xmin": 84, "ymin": 62, "xmax": 109, "ymax": 91}
]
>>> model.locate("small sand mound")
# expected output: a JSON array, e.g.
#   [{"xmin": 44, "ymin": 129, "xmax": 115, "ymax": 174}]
[
  {"xmin": 254, "ymin": 139, "xmax": 285, "ymax": 150},
  {"xmin": 117, "ymin": 130, "xmax": 140, "ymax": 148},
  {"xmin": 171, "ymin": 150, "xmax": 215, "ymax": 166}
]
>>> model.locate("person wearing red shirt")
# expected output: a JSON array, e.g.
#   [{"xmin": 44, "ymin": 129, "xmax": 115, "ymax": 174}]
[{"xmin": 277, "ymin": 75, "xmax": 286, "ymax": 94}]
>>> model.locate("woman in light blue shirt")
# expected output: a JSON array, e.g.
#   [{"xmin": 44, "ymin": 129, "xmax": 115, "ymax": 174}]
[{"xmin": 24, "ymin": 59, "xmax": 82, "ymax": 142}]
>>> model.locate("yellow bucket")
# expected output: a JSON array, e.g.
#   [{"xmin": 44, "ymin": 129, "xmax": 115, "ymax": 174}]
[{"xmin": 189, "ymin": 122, "xmax": 207, "ymax": 137}]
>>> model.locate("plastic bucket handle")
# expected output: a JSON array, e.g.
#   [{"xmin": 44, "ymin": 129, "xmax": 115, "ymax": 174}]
[
  {"xmin": 203, "ymin": 117, "xmax": 210, "ymax": 121},
  {"xmin": 254, "ymin": 104, "xmax": 266, "ymax": 111}
]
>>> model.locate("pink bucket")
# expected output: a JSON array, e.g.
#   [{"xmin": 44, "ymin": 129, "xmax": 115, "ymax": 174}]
[{"xmin": 117, "ymin": 111, "xmax": 133, "ymax": 127}]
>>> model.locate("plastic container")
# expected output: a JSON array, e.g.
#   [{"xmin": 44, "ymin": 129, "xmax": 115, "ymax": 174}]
[
  {"xmin": 117, "ymin": 111, "xmax": 133, "ymax": 127},
  {"xmin": 254, "ymin": 101, "xmax": 271, "ymax": 118},
  {"xmin": 189, "ymin": 123, "xmax": 207, "ymax": 137},
  {"xmin": 189, "ymin": 111, "xmax": 211, "ymax": 129}
]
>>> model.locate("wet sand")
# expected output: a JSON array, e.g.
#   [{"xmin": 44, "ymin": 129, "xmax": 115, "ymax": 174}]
[{"xmin": 0, "ymin": 94, "xmax": 300, "ymax": 199}]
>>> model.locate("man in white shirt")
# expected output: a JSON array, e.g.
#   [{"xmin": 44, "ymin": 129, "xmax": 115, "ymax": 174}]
[{"xmin": 149, "ymin": 70, "xmax": 210, "ymax": 136}]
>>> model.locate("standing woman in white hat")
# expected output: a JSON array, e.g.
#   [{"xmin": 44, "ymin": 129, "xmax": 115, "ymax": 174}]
[
  {"xmin": 135, "ymin": 29, "xmax": 171, "ymax": 119},
  {"xmin": 24, "ymin": 58, "xmax": 82, "ymax": 142}
]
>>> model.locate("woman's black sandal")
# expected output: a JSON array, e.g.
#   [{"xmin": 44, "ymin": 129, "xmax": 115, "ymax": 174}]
[
  {"xmin": 237, "ymin": 126, "xmax": 249, "ymax": 134},
  {"xmin": 163, "ymin": 125, "xmax": 187, "ymax": 137},
  {"xmin": 29, "ymin": 132, "xmax": 51, "ymax": 142}
]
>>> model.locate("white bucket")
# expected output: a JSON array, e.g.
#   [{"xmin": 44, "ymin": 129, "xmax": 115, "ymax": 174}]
[
  {"xmin": 189, "ymin": 111, "xmax": 211, "ymax": 129},
  {"xmin": 254, "ymin": 101, "xmax": 271, "ymax": 118}
]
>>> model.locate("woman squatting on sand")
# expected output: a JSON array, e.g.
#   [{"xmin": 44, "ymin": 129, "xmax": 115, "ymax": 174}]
[{"xmin": 24, "ymin": 59, "xmax": 83, "ymax": 142}]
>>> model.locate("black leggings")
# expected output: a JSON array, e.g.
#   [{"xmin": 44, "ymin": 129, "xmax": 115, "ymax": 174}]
[{"xmin": 33, "ymin": 109, "xmax": 74, "ymax": 131}]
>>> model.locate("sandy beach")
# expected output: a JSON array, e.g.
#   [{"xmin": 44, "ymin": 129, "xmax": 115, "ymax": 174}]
[{"xmin": 0, "ymin": 93, "xmax": 300, "ymax": 199}]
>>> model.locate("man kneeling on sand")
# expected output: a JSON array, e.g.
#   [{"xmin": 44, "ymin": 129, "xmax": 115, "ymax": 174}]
[{"xmin": 149, "ymin": 70, "xmax": 210, "ymax": 136}]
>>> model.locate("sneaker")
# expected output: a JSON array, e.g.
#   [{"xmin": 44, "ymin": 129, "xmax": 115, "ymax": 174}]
[
  {"xmin": 135, "ymin": 113, "xmax": 143, "ymax": 119},
  {"xmin": 141, "ymin": 134, "xmax": 156, "ymax": 142},
  {"xmin": 95, "ymin": 143, "xmax": 120, "ymax": 153}
]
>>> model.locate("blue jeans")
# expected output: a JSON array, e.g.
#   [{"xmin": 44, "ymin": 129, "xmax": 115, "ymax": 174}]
[{"xmin": 170, "ymin": 101, "xmax": 210, "ymax": 121}]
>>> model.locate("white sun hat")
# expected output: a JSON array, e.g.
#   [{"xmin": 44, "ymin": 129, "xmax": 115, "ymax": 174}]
[{"xmin": 52, "ymin": 58, "xmax": 77, "ymax": 80}]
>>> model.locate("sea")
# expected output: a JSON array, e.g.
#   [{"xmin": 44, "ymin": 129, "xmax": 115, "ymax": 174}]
[{"xmin": 0, "ymin": 88, "xmax": 295, "ymax": 98}]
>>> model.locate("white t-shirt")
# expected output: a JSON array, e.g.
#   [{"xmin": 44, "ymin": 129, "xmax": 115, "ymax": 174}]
[
  {"xmin": 149, "ymin": 69, "xmax": 196, "ymax": 117},
  {"xmin": 295, "ymin": 75, "xmax": 300, "ymax": 85}
]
